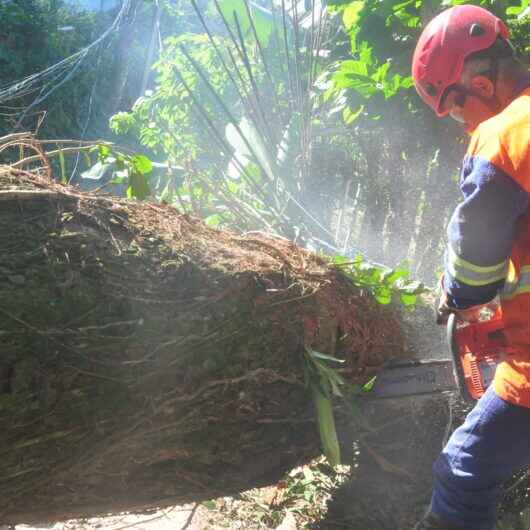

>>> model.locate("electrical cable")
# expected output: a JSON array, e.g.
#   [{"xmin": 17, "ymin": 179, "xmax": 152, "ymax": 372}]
[
  {"xmin": 70, "ymin": 0, "xmax": 141, "ymax": 183},
  {"xmin": 68, "ymin": 40, "xmax": 108, "ymax": 183},
  {"xmin": 0, "ymin": 0, "xmax": 133, "ymax": 128}
]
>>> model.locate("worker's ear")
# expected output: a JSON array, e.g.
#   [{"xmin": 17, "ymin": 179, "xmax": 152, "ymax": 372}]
[{"xmin": 470, "ymin": 75, "xmax": 495, "ymax": 98}]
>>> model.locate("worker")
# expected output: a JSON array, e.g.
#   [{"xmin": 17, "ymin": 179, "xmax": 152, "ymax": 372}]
[{"xmin": 411, "ymin": 4, "xmax": 530, "ymax": 530}]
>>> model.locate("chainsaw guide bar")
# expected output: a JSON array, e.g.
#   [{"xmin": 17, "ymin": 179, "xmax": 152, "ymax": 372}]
[
  {"xmin": 367, "ymin": 359, "xmax": 456, "ymax": 399},
  {"xmin": 366, "ymin": 309, "xmax": 511, "ymax": 402}
]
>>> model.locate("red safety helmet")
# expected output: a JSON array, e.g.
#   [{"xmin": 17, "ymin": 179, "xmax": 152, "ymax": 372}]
[{"xmin": 412, "ymin": 5, "xmax": 509, "ymax": 116}]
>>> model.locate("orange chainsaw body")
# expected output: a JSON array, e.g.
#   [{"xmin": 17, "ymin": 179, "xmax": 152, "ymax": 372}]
[{"xmin": 449, "ymin": 310, "xmax": 518, "ymax": 402}]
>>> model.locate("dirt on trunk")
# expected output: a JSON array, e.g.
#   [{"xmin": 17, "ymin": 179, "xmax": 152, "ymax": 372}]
[{"xmin": 0, "ymin": 169, "xmax": 409, "ymax": 525}]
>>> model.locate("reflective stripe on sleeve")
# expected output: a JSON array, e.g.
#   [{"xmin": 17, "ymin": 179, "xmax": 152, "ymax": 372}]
[
  {"xmin": 501, "ymin": 265, "xmax": 530, "ymax": 301},
  {"xmin": 446, "ymin": 246, "xmax": 509, "ymax": 287}
]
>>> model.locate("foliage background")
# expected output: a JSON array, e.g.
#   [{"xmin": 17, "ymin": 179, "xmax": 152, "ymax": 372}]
[{"xmin": 1, "ymin": 0, "xmax": 528, "ymax": 285}]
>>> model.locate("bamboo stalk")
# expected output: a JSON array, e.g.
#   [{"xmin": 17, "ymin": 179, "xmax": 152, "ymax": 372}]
[
  {"xmin": 211, "ymin": 0, "xmax": 244, "ymax": 58},
  {"xmin": 280, "ymin": 0, "xmax": 296, "ymax": 107},
  {"xmin": 178, "ymin": 45, "xmax": 276, "ymax": 192},
  {"xmin": 189, "ymin": 0, "xmax": 249, "ymax": 104},
  {"xmin": 268, "ymin": 0, "xmax": 292, "ymax": 113},
  {"xmin": 241, "ymin": 0, "xmax": 280, "ymax": 110},
  {"xmin": 231, "ymin": 12, "xmax": 278, "ymax": 150},
  {"xmin": 291, "ymin": 0, "xmax": 303, "ymax": 111},
  {"xmin": 171, "ymin": 61, "xmax": 273, "ymax": 210},
  {"xmin": 189, "ymin": 0, "xmax": 272, "ymax": 165}
]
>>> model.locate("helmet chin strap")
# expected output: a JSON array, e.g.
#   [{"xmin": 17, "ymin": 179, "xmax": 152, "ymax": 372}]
[{"xmin": 450, "ymin": 110, "xmax": 466, "ymax": 124}]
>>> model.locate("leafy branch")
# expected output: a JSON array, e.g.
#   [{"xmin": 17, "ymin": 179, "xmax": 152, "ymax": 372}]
[
  {"xmin": 304, "ymin": 346, "xmax": 377, "ymax": 467},
  {"xmin": 333, "ymin": 254, "xmax": 427, "ymax": 305}
]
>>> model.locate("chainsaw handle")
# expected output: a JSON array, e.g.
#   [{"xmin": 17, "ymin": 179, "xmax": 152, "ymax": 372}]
[
  {"xmin": 447, "ymin": 308, "xmax": 510, "ymax": 402},
  {"xmin": 447, "ymin": 313, "xmax": 475, "ymax": 403}
]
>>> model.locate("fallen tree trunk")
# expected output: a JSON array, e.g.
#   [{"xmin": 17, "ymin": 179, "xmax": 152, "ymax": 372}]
[{"xmin": 0, "ymin": 169, "xmax": 406, "ymax": 524}]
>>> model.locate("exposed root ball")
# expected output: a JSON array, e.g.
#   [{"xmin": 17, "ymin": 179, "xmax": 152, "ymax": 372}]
[{"xmin": 0, "ymin": 169, "xmax": 406, "ymax": 524}]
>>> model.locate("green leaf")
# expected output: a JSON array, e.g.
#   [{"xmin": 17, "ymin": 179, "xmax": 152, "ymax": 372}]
[
  {"xmin": 332, "ymin": 254, "xmax": 349, "ymax": 265},
  {"xmin": 58, "ymin": 148, "xmax": 66, "ymax": 184},
  {"xmin": 336, "ymin": 254, "xmax": 422, "ymax": 308},
  {"xmin": 205, "ymin": 214, "xmax": 222, "ymax": 227},
  {"xmin": 311, "ymin": 384, "xmax": 341, "ymax": 467},
  {"xmin": 328, "ymin": 374, "xmax": 345, "ymax": 397},
  {"xmin": 375, "ymin": 289, "xmax": 392, "ymax": 305},
  {"xmin": 381, "ymin": 267, "xmax": 408, "ymax": 284},
  {"xmin": 358, "ymin": 261, "xmax": 377, "ymax": 275},
  {"xmin": 392, "ymin": 0, "xmax": 416, "ymax": 10},
  {"xmin": 227, "ymin": 180, "xmax": 240, "ymax": 194},
  {"xmin": 343, "ymin": 105, "xmax": 364, "ymax": 124},
  {"xmin": 395, "ymin": 278, "xmax": 425, "ymax": 294},
  {"xmin": 226, "ymin": 118, "xmax": 276, "ymax": 181},
  {"xmin": 98, "ymin": 144, "xmax": 110, "ymax": 160},
  {"xmin": 338, "ymin": 59, "xmax": 369, "ymax": 77},
  {"xmin": 132, "ymin": 154, "xmax": 153, "ymax": 175},
  {"xmin": 202, "ymin": 500, "xmax": 217, "ymax": 510},
  {"xmin": 327, "ymin": 0, "xmax": 359, "ymax": 6},
  {"xmin": 309, "ymin": 350, "xmax": 346, "ymax": 364},
  {"xmin": 519, "ymin": 5, "xmax": 530, "ymax": 19},
  {"xmin": 342, "ymin": 1, "xmax": 364, "ymax": 30},
  {"xmin": 359, "ymin": 41, "xmax": 373, "ymax": 65},
  {"xmin": 362, "ymin": 376, "xmax": 377, "ymax": 392},
  {"xmin": 373, "ymin": 62, "xmax": 391, "ymax": 83},
  {"xmin": 506, "ymin": 1, "xmax": 529, "ymax": 17},
  {"xmin": 128, "ymin": 171, "xmax": 151, "ymax": 200},
  {"xmin": 400, "ymin": 293, "xmax": 417, "ymax": 306},
  {"xmin": 392, "ymin": 6, "xmax": 420, "ymax": 28},
  {"xmin": 304, "ymin": 347, "xmax": 347, "ymax": 401},
  {"xmin": 217, "ymin": 0, "xmax": 274, "ymax": 47},
  {"xmin": 303, "ymin": 467, "xmax": 315, "ymax": 483}
]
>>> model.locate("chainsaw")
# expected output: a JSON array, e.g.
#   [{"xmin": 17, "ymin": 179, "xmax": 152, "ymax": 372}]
[{"xmin": 368, "ymin": 309, "xmax": 517, "ymax": 403}]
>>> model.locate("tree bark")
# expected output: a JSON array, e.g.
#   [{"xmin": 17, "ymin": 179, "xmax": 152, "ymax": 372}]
[{"xmin": 0, "ymin": 170, "xmax": 406, "ymax": 525}]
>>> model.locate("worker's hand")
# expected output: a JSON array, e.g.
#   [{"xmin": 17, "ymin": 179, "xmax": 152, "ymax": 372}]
[
  {"xmin": 436, "ymin": 290, "xmax": 499, "ymax": 325},
  {"xmin": 436, "ymin": 277, "xmax": 454, "ymax": 324},
  {"xmin": 436, "ymin": 274, "xmax": 483, "ymax": 324},
  {"xmin": 437, "ymin": 295, "xmax": 482, "ymax": 325},
  {"xmin": 436, "ymin": 290, "xmax": 455, "ymax": 325}
]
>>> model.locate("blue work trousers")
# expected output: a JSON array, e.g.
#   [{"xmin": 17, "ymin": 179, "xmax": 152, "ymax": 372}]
[{"xmin": 431, "ymin": 386, "xmax": 530, "ymax": 529}]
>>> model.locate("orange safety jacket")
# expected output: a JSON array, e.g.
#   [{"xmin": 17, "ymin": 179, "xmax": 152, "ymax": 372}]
[{"xmin": 443, "ymin": 77, "xmax": 530, "ymax": 407}]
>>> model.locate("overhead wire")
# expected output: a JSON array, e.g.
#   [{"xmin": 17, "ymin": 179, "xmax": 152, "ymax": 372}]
[
  {"xmin": 0, "ymin": 0, "xmax": 133, "ymax": 128},
  {"xmin": 68, "ymin": 37, "xmax": 111, "ymax": 183},
  {"xmin": 0, "ymin": 0, "xmax": 385, "ymax": 269},
  {"xmin": 70, "ymin": 0, "xmax": 141, "ymax": 182}
]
